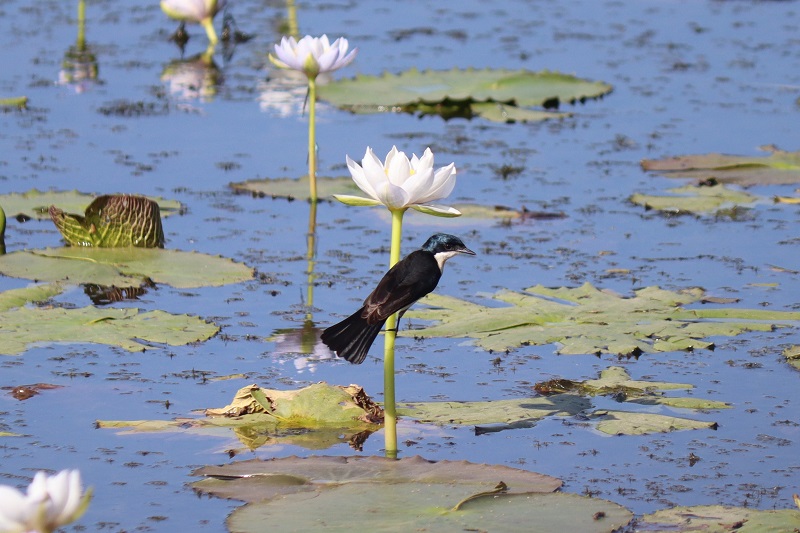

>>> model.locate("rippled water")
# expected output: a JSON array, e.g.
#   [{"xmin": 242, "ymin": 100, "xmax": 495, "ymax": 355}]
[{"xmin": 1, "ymin": 0, "xmax": 799, "ymax": 530}]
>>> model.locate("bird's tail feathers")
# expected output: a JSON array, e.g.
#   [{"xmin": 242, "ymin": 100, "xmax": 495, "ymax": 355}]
[{"xmin": 320, "ymin": 308, "xmax": 384, "ymax": 364}]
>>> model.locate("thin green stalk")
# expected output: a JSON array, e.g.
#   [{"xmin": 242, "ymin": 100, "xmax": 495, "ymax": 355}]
[
  {"xmin": 77, "ymin": 0, "xmax": 86, "ymax": 51},
  {"xmin": 383, "ymin": 208, "xmax": 405, "ymax": 458},
  {"xmin": 200, "ymin": 17, "xmax": 218, "ymax": 44},
  {"xmin": 307, "ymin": 78, "xmax": 318, "ymax": 202}
]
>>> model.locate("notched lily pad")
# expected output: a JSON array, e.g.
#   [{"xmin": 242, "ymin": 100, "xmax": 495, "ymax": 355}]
[
  {"xmin": 0, "ymin": 307, "xmax": 218, "ymax": 355},
  {"xmin": 404, "ymin": 282, "xmax": 800, "ymax": 355},
  {"xmin": 0, "ymin": 189, "xmax": 182, "ymax": 221},
  {"xmin": 638, "ymin": 504, "xmax": 800, "ymax": 532},
  {"xmin": 641, "ymin": 145, "xmax": 800, "ymax": 186},
  {"xmin": 191, "ymin": 456, "xmax": 632, "ymax": 533},
  {"xmin": 50, "ymin": 194, "xmax": 164, "ymax": 247},
  {"xmin": 630, "ymin": 183, "xmax": 760, "ymax": 214},
  {"xmin": 317, "ymin": 68, "xmax": 613, "ymax": 122},
  {"xmin": 0, "ymin": 247, "xmax": 254, "ymax": 289}
]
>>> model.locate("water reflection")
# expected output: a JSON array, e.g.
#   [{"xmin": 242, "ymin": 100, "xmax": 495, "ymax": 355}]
[
  {"xmin": 59, "ymin": 0, "xmax": 100, "ymax": 94},
  {"xmin": 161, "ymin": 45, "xmax": 222, "ymax": 102}
]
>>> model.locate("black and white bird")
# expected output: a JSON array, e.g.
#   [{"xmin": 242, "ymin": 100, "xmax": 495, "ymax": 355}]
[{"xmin": 321, "ymin": 233, "xmax": 475, "ymax": 364}]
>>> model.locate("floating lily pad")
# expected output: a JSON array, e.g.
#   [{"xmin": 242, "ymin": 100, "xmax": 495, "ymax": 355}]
[
  {"xmin": 641, "ymin": 145, "xmax": 800, "ymax": 186},
  {"xmin": 192, "ymin": 456, "xmax": 630, "ymax": 533},
  {"xmin": 50, "ymin": 194, "xmax": 165, "ymax": 247},
  {"xmin": 403, "ymin": 282, "xmax": 800, "ymax": 355},
  {"xmin": 784, "ymin": 345, "xmax": 800, "ymax": 370},
  {"xmin": 0, "ymin": 306, "xmax": 218, "ymax": 355},
  {"xmin": 0, "ymin": 283, "xmax": 65, "ymax": 311},
  {"xmin": 0, "ymin": 189, "xmax": 182, "ymax": 221},
  {"xmin": 638, "ymin": 505, "xmax": 800, "ymax": 532},
  {"xmin": 0, "ymin": 247, "xmax": 254, "ymax": 288},
  {"xmin": 589, "ymin": 410, "xmax": 717, "ymax": 435},
  {"xmin": 630, "ymin": 183, "xmax": 760, "ymax": 214},
  {"xmin": 317, "ymin": 68, "xmax": 613, "ymax": 122}
]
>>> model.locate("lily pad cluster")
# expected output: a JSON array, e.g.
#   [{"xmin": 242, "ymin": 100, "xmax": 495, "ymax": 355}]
[
  {"xmin": 317, "ymin": 67, "xmax": 613, "ymax": 122},
  {"xmin": 403, "ymin": 282, "xmax": 800, "ymax": 355}
]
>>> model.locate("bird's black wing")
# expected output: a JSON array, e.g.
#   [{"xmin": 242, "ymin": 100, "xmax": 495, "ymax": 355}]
[{"xmin": 362, "ymin": 250, "xmax": 441, "ymax": 324}]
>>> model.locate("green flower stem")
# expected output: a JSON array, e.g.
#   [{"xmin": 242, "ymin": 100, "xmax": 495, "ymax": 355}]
[
  {"xmin": 200, "ymin": 17, "xmax": 218, "ymax": 44},
  {"xmin": 383, "ymin": 208, "xmax": 405, "ymax": 458},
  {"xmin": 77, "ymin": 0, "xmax": 86, "ymax": 51},
  {"xmin": 307, "ymin": 78, "xmax": 318, "ymax": 202},
  {"xmin": 305, "ymin": 199, "xmax": 317, "ymax": 320}
]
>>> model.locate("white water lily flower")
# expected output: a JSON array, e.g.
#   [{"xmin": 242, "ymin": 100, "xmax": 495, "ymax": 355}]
[
  {"xmin": 269, "ymin": 35, "xmax": 357, "ymax": 79},
  {"xmin": 335, "ymin": 146, "xmax": 461, "ymax": 217},
  {"xmin": 0, "ymin": 470, "xmax": 92, "ymax": 533},
  {"xmin": 161, "ymin": 0, "xmax": 225, "ymax": 23}
]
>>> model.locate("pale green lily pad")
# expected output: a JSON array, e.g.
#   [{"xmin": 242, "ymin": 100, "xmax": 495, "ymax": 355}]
[
  {"xmin": 50, "ymin": 194, "xmax": 164, "ymax": 247},
  {"xmin": 630, "ymin": 183, "xmax": 760, "ymax": 214},
  {"xmin": 589, "ymin": 410, "xmax": 717, "ymax": 435},
  {"xmin": 230, "ymin": 176, "xmax": 525, "ymax": 220},
  {"xmin": 582, "ymin": 365, "xmax": 692, "ymax": 393},
  {"xmin": 0, "ymin": 283, "xmax": 66, "ymax": 311},
  {"xmin": 0, "ymin": 189, "xmax": 182, "ymax": 220},
  {"xmin": 641, "ymin": 145, "xmax": 800, "ymax": 186},
  {"xmin": 0, "ymin": 306, "xmax": 218, "ymax": 355},
  {"xmin": 192, "ymin": 456, "xmax": 632, "ymax": 533},
  {"xmin": 317, "ymin": 68, "xmax": 613, "ymax": 122},
  {"xmin": 398, "ymin": 394, "xmax": 589, "ymax": 426},
  {"xmin": 0, "ymin": 247, "xmax": 254, "ymax": 288},
  {"xmin": 403, "ymin": 282, "xmax": 800, "ymax": 355},
  {"xmin": 638, "ymin": 505, "xmax": 800, "ymax": 532}
]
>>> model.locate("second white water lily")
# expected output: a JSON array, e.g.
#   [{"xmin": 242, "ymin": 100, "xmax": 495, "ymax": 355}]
[
  {"xmin": 161, "ymin": 0, "xmax": 226, "ymax": 43},
  {"xmin": 269, "ymin": 35, "xmax": 357, "ymax": 80},
  {"xmin": 336, "ymin": 146, "xmax": 461, "ymax": 216},
  {"xmin": 0, "ymin": 469, "xmax": 92, "ymax": 533}
]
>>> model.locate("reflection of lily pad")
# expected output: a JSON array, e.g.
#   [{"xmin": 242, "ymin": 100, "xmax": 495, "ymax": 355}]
[
  {"xmin": 638, "ymin": 505, "xmax": 800, "ymax": 532},
  {"xmin": 193, "ymin": 456, "xmax": 631, "ymax": 533},
  {"xmin": 404, "ymin": 282, "xmax": 800, "ymax": 355},
  {"xmin": 231, "ymin": 176, "xmax": 524, "ymax": 220},
  {"xmin": 641, "ymin": 145, "xmax": 800, "ymax": 186},
  {"xmin": 0, "ymin": 189, "xmax": 182, "ymax": 220},
  {"xmin": 0, "ymin": 306, "xmax": 218, "ymax": 355},
  {"xmin": 630, "ymin": 183, "xmax": 760, "ymax": 214},
  {"xmin": 318, "ymin": 68, "xmax": 613, "ymax": 122},
  {"xmin": 0, "ymin": 247, "xmax": 254, "ymax": 288},
  {"xmin": 50, "ymin": 194, "xmax": 165, "ymax": 247}
]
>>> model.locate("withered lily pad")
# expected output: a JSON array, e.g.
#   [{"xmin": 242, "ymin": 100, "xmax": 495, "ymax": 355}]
[
  {"xmin": 638, "ymin": 505, "xmax": 800, "ymax": 532},
  {"xmin": 783, "ymin": 345, "xmax": 800, "ymax": 370},
  {"xmin": 0, "ymin": 306, "xmax": 218, "ymax": 355},
  {"xmin": 641, "ymin": 145, "xmax": 800, "ymax": 186},
  {"xmin": 50, "ymin": 194, "xmax": 165, "ymax": 247},
  {"xmin": 404, "ymin": 282, "xmax": 800, "ymax": 355},
  {"xmin": 0, "ymin": 247, "xmax": 254, "ymax": 288},
  {"xmin": 0, "ymin": 189, "xmax": 182, "ymax": 221},
  {"xmin": 192, "ymin": 455, "xmax": 631, "ymax": 532},
  {"xmin": 317, "ymin": 68, "xmax": 613, "ymax": 122},
  {"xmin": 630, "ymin": 183, "xmax": 760, "ymax": 214}
]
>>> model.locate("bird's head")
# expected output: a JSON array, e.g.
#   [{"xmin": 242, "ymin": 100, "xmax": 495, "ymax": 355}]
[{"xmin": 421, "ymin": 233, "xmax": 476, "ymax": 269}]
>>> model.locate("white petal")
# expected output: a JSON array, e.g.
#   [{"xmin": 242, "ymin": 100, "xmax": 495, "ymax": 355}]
[
  {"xmin": 375, "ymin": 182, "xmax": 411, "ymax": 209},
  {"xmin": 411, "ymin": 204, "xmax": 462, "ymax": 217},
  {"xmin": 417, "ymin": 163, "xmax": 456, "ymax": 203},
  {"xmin": 399, "ymin": 167, "xmax": 434, "ymax": 203},
  {"xmin": 360, "ymin": 147, "xmax": 388, "ymax": 191},
  {"xmin": 385, "ymin": 149, "xmax": 412, "ymax": 186},
  {"xmin": 346, "ymin": 155, "xmax": 378, "ymax": 200},
  {"xmin": 332, "ymin": 194, "xmax": 383, "ymax": 207},
  {"xmin": 415, "ymin": 147, "xmax": 435, "ymax": 171}
]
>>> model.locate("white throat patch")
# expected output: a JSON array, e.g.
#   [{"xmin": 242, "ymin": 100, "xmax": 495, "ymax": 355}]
[{"xmin": 433, "ymin": 250, "xmax": 460, "ymax": 272}]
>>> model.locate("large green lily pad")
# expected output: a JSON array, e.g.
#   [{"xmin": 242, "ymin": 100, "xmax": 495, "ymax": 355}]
[
  {"xmin": 638, "ymin": 504, "xmax": 800, "ymax": 532},
  {"xmin": 0, "ymin": 283, "xmax": 65, "ymax": 311},
  {"xmin": 0, "ymin": 247, "xmax": 254, "ymax": 288},
  {"xmin": 50, "ymin": 194, "xmax": 165, "ymax": 247},
  {"xmin": 403, "ymin": 282, "xmax": 800, "ymax": 355},
  {"xmin": 191, "ymin": 456, "xmax": 631, "ymax": 533},
  {"xmin": 317, "ymin": 68, "xmax": 613, "ymax": 122},
  {"xmin": 588, "ymin": 410, "xmax": 717, "ymax": 435},
  {"xmin": 641, "ymin": 145, "xmax": 800, "ymax": 186},
  {"xmin": 0, "ymin": 189, "xmax": 182, "ymax": 220},
  {"xmin": 230, "ymin": 176, "xmax": 524, "ymax": 220},
  {"xmin": 630, "ymin": 183, "xmax": 760, "ymax": 214},
  {"xmin": 0, "ymin": 306, "xmax": 218, "ymax": 355}
]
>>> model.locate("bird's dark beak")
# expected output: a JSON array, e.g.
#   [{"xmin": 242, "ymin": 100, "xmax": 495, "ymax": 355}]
[{"xmin": 460, "ymin": 246, "xmax": 476, "ymax": 256}]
